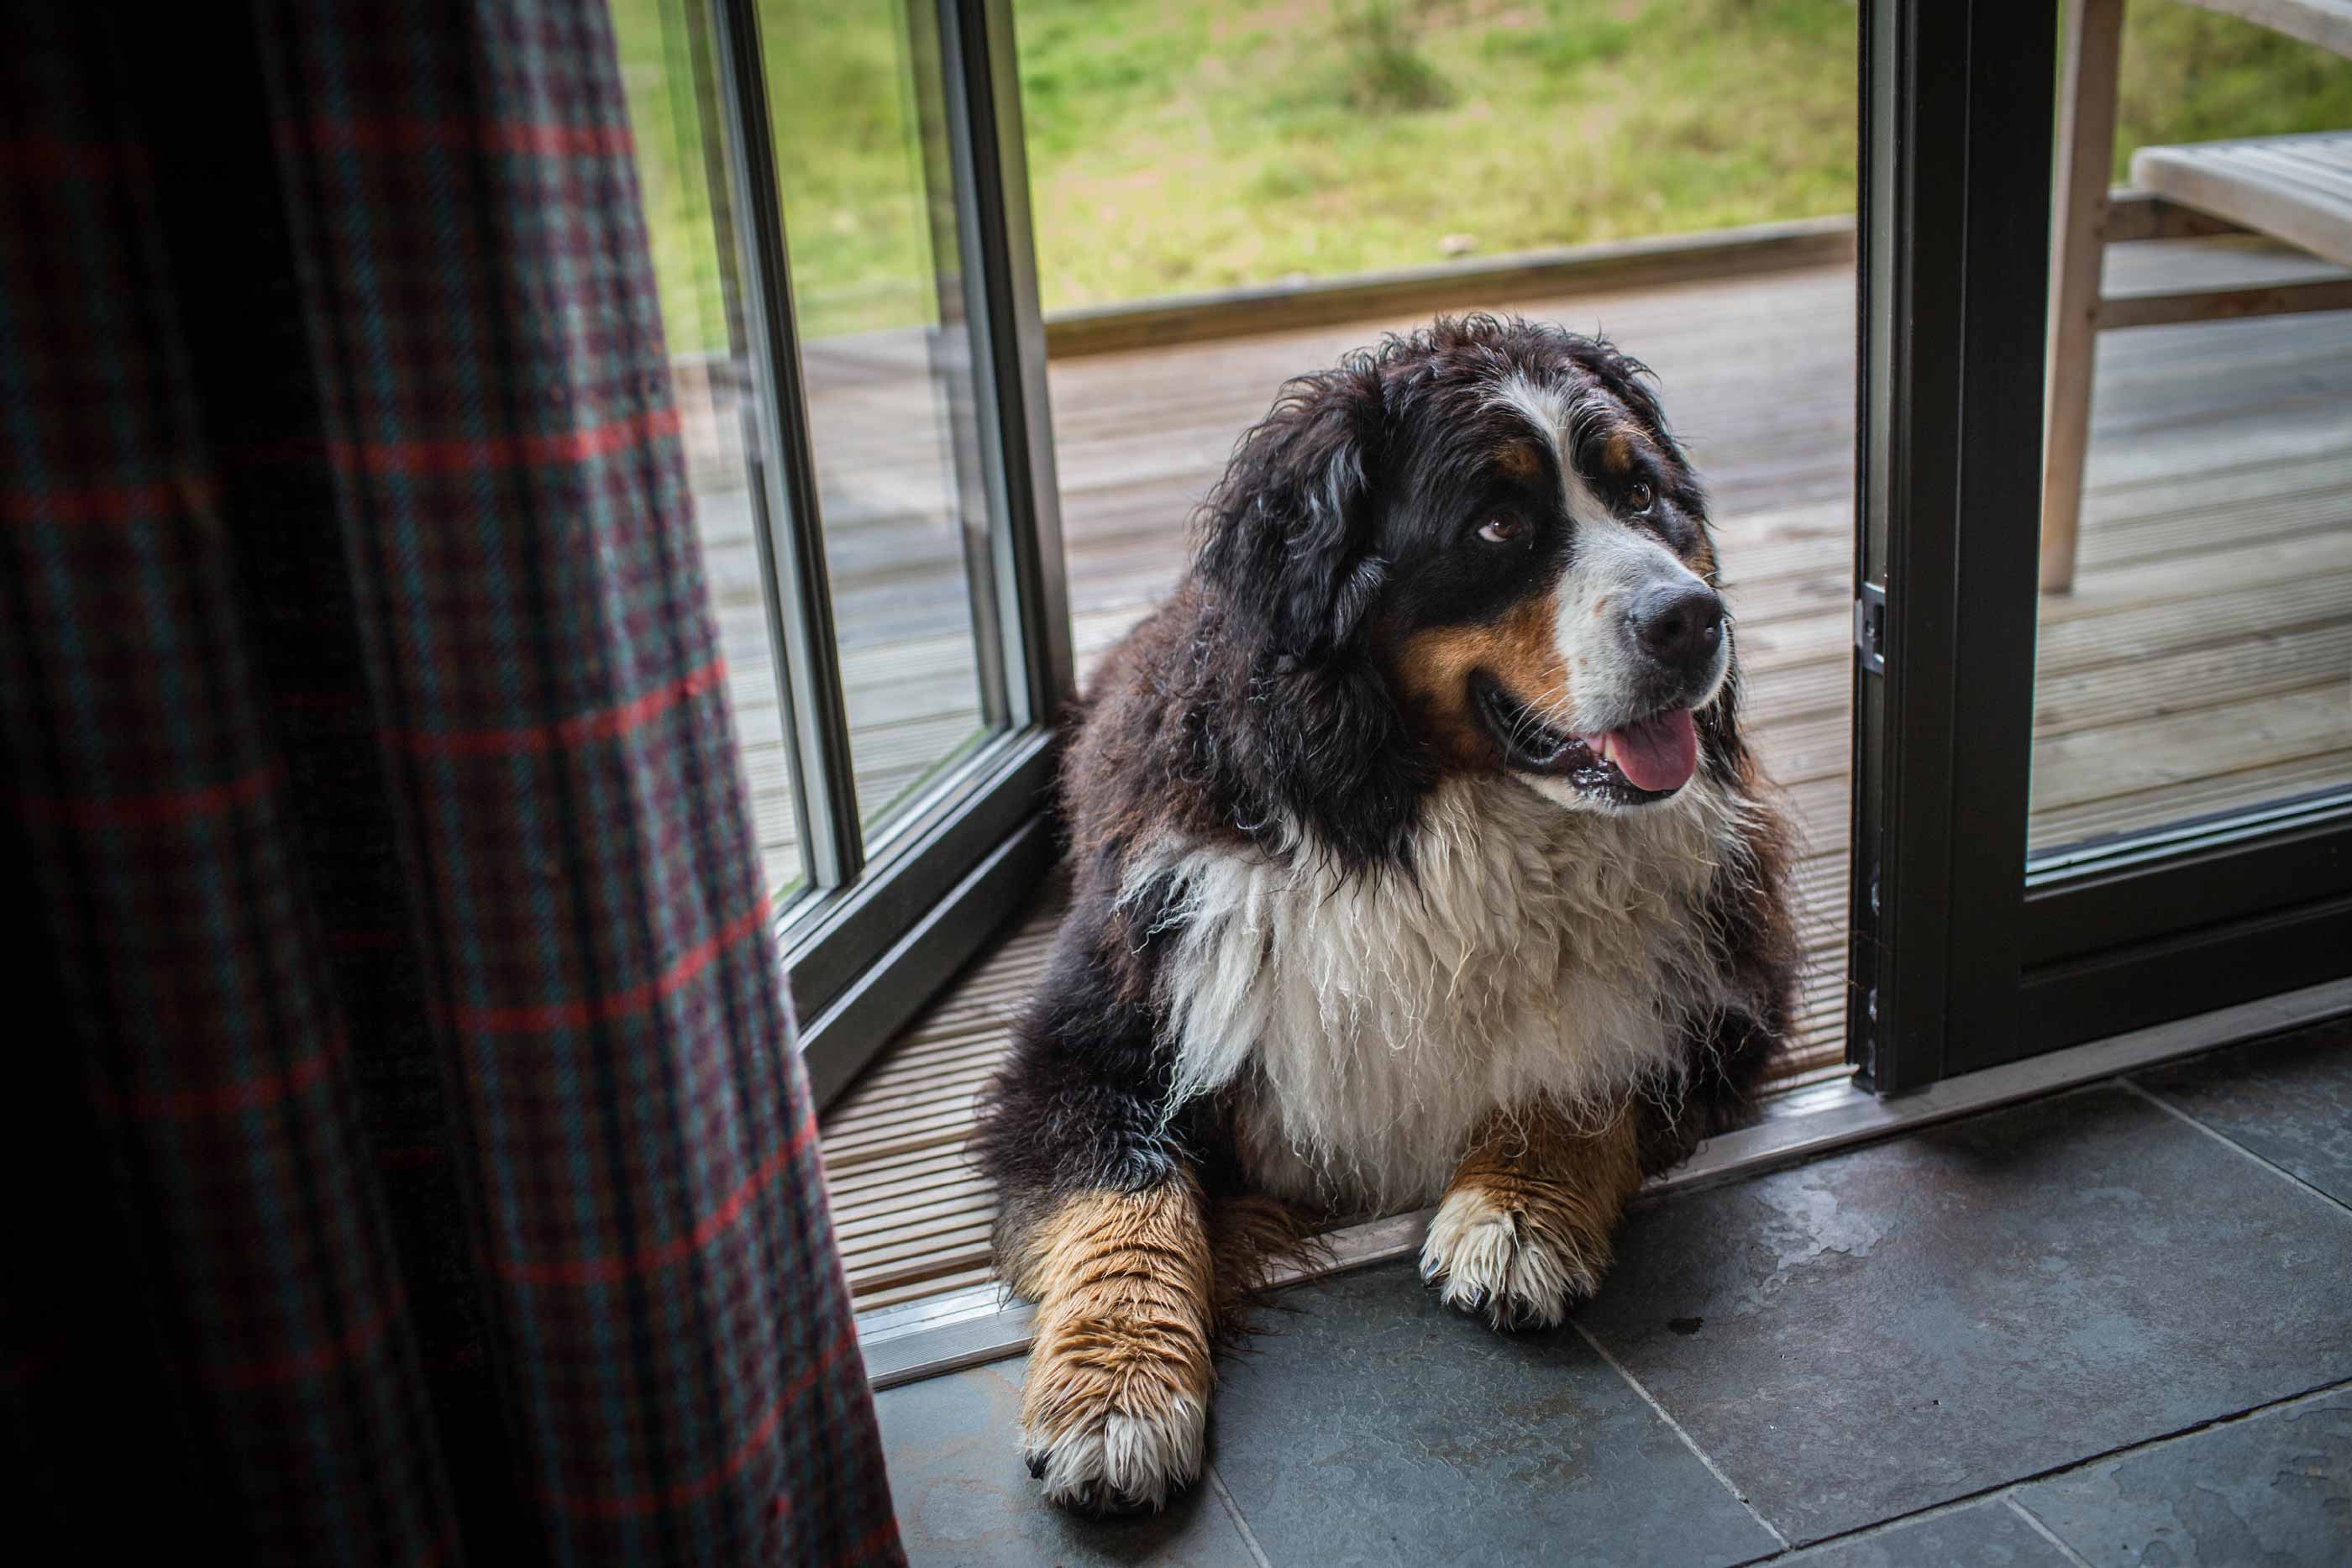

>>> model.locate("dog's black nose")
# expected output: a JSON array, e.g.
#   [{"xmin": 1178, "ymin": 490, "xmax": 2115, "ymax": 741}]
[{"xmin": 1630, "ymin": 579, "xmax": 1725, "ymax": 669}]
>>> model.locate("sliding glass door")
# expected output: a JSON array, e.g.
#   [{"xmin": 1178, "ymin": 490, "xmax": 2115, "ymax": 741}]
[
  {"xmin": 615, "ymin": 0, "xmax": 2349, "ymax": 1109},
  {"xmin": 1851, "ymin": 0, "xmax": 2352, "ymax": 1093},
  {"xmin": 617, "ymin": 0, "xmax": 1069, "ymax": 1104}
]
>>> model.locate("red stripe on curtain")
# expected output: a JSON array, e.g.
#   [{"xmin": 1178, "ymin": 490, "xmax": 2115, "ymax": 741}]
[
  {"xmin": 541, "ymin": 1322, "xmax": 863, "ymax": 1522},
  {"xmin": 297, "ymin": 115, "xmax": 638, "ymax": 157},
  {"xmin": 13, "ymin": 760, "xmax": 284, "ymax": 827},
  {"xmin": 438, "ymin": 899, "xmax": 770, "ymax": 1034},
  {"xmin": 91, "ymin": 1030, "xmax": 346, "ymax": 1120},
  {"xmin": 327, "ymin": 406, "xmax": 683, "ymax": 475},
  {"xmin": 389, "ymin": 656, "xmax": 727, "ymax": 758},
  {"xmin": 494, "ymin": 1113, "xmax": 822, "ymax": 1287},
  {"xmin": 202, "ymin": 1287, "xmax": 408, "ymax": 1392},
  {"xmin": 0, "ymin": 475, "xmax": 213, "ymax": 522}
]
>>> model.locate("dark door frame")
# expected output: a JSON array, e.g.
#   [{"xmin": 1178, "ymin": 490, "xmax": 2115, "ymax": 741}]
[{"xmin": 1851, "ymin": 0, "xmax": 2352, "ymax": 1095}]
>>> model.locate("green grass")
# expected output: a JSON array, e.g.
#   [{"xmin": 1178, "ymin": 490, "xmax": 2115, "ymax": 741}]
[
  {"xmin": 610, "ymin": 0, "xmax": 947, "ymax": 350},
  {"xmin": 610, "ymin": 0, "xmax": 732, "ymax": 356},
  {"xmin": 610, "ymin": 0, "xmax": 2352, "ymax": 356},
  {"xmin": 1015, "ymin": 0, "xmax": 1857, "ymax": 309},
  {"xmin": 2112, "ymin": 2, "xmax": 2352, "ymax": 180}
]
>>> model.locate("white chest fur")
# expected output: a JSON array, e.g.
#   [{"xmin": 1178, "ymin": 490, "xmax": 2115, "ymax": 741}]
[{"xmin": 1130, "ymin": 776, "xmax": 1750, "ymax": 1214}]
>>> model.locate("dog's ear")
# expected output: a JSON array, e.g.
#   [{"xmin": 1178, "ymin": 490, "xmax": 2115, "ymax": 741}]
[
  {"xmin": 1194, "ymin": 359, "xmax": 1422, "ymax": 869},
  {"xmin": 1197, "ymin": 358, "xmax": 1386, "ymax": 660}
]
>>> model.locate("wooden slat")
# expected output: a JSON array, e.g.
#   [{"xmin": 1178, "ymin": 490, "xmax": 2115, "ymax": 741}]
[
  {"xmin": 2034, "ymin": 749, "xmax": 2352, "ymax": 847},
  {"xmin": 2042, "ymin": 529, "xmax": 2352, "ymax": 633},
  {"xmin": 2030, "ymin": 684, "xmax": 2350, "ymax": 811},
  {"xmin": 2130, "ymin": 133, "xmax": 2352, "ymax": 269},
  {"xmin": 2034, "ymin": 621, "xmax": 2352, "ymax": 737},
  {"xmin": 855, "ymin": 1265, "xmax": 999, "ymax": 1312},
  {"xmin": 2036, "ymin": 568, "xmax": 2352, "ymax": 674},
  {"xmin": 2098, "ymin": 276, "xmax": 2352, "ymax": 329},
  {"xmin": 832, "ymin": 1183, "xmax": 996, "ymax": 1242},
  {"xmin": 824, "ymin": 1147, "xmax": 976, "ymax": 1202},
  {"xmin": 2075, "ymin": 461, "xmax": 2352, "ymax": 572},
  {"xmin": 2099, "ymin": 188, "xmax": 2254, "ymax": 244},
  {"xmin": 839, "ymin": 1237, "xmax": 996, "ymax": 1297}
]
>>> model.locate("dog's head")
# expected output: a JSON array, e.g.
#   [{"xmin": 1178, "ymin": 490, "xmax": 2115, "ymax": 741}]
[{"xmin": 1198, "ymin": 314, "xmax": 1736, "ymax": 831}]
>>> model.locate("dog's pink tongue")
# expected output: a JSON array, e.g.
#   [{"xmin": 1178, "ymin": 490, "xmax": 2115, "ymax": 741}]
[{"xmin": 1600, "ymin": 710, "xmax": 1699, "ymax": 792}]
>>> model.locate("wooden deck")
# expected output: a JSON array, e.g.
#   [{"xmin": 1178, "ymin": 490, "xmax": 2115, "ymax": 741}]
[{"xmin": 684, "ymin": 237, "xmax": 2352, "ymax": 1309}]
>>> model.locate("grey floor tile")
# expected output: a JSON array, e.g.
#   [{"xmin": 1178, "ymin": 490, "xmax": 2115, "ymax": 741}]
[
  {"xmin": 1208, "ymin": 1261, "xmax": 1782, "ymax": 1568},
  {"xmin": 2013, "ymin": 1386, "xmax": 2352, "ymax": 1567},
  {"xmin": 1575, "ymin": 1084, "xmax": 2352, "ymax": 1545},
  {"xmin": 874, "ymin": 1356, "xmax": 1261, "ymax": 1567},
  {"xmin": 2134, "ymin": 1025, "xmax": 2352, "ymax": 1208},
  {"xmin": 1775, "ymin": 1498, "xmax": 2074, "ymax": 1567}
]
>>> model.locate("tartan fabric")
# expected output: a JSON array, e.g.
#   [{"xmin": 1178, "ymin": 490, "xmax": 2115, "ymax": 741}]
[{"xmin": 0, "ymin": 3, "xmax": 900, "ymax": 1564}]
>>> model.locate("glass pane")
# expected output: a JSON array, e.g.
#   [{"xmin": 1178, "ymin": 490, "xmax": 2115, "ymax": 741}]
[
  {"xmin": 2028, "ymin": 3, "xmax": 2352, "ymax": 860},
  {"xmin": 612, "ymin": 0, "xmax": 807, "ymax": 899},
  {"xmin": 763, "ymin": 0, "xmax": 1001, "ymax": 841}
]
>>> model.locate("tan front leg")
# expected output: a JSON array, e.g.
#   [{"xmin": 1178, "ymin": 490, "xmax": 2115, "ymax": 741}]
[
  {"xmin": 1007, "ymin": 1177, "xmax": 1216, "ymax": 1514},
  {"xmin": 1419, "ymin": 1097, "xmax": 1643, "ymax": 1329}
]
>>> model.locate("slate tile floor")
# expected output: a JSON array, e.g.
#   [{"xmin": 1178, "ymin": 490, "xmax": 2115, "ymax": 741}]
[{"xmin": 874, "ymin": 1025, "xmax": 2352, "ymax": 1565}]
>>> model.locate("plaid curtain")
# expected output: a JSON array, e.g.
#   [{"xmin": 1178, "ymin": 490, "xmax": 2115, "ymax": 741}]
[{"xmin": 0, "ymin": 3, "xmax": 900, "ymax": 1563}]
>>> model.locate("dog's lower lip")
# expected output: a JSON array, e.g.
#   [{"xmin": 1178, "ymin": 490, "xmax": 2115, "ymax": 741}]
[{"xmin": 1474, "ymin": 679, "xmax": 1593, "ymax": 773}]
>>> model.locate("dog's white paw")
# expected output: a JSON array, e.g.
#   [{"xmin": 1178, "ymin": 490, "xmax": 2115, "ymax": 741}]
[
  {"xmin": 1419, "ymin": 1187, "xmax": 1604, "ymax": 1330},
  {"xmin": 1021, "ymin": 1389, "xmax": 1207, "ymax": 1514}
]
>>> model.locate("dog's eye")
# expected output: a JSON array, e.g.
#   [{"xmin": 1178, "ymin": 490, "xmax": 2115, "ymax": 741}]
[
  {"xmin": 1478, "ymin": 513, "xmax": 1529, "ymax": 545},
  {"xmin": 1627, "ymin": 482, "xmax": 1655, "ymax": 516}
]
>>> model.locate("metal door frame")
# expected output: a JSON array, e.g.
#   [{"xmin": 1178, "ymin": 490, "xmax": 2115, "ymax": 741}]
[
  {"xmin": 705, "ymin": 0, "xmax": 1072, "ymax": 1104},
  {"xmin": 1851, "ymin": 0, "xmax": 2352, "ymax": 1093}
]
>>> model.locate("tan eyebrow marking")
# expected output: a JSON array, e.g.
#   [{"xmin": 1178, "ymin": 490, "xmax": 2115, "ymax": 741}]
[
  {"xmin": 1602, "ymin": 427, "xmax": 1642, "ymax": 477},
  {"xmin": 1494, "ymin": 440, "xmax": 1542, "ymax": 479}
]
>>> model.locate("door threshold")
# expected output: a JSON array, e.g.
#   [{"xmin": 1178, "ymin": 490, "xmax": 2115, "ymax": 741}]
[{"xmin": 854, "ymin": 974, "xmax": 2352, "ymax": 1392}]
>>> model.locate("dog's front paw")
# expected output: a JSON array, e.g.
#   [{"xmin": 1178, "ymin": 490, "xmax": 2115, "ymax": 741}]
[
  {"xmin": 1419, "ymin": 1185, "xmax": 1607, "ymax": 1330},
  {"xmin": 1019, "ymin": 1318, "xmax": 1210, "ymax": 1514}
]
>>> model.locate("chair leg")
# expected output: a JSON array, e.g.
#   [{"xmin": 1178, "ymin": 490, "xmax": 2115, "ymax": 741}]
[{"xmin": 2041, "ymin": 0, "xmax": 2126, "ymax": 595}]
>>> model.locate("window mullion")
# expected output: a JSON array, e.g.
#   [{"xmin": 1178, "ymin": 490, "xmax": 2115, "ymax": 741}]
[
  {"xmin": 706, "ymin": 0, "xmax": 864, "ymax": 891},
  {"xmin": 935, "ymin": 0, "xmax": 1074, "ymax": 729}
]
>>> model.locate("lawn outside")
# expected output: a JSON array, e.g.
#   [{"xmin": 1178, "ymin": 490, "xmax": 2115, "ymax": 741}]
[{"xmin": 612, "ymin": 0, "xmax": 2352, "ymax": 353}]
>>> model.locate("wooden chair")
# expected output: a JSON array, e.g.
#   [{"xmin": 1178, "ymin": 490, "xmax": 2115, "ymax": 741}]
[{"xmin": 2040, "ymin": 0, "xmax": 2352, "ymax": 593}]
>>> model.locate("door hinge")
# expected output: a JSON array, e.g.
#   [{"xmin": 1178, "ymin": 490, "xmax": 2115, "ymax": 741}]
[
  {"xmin": 1854, "ymin": 579, "xmax": 1887, "ymax": 674},
  {"xmin": 1848, "ymin": 843, "xmax": 1882, "ymax": 1089}
]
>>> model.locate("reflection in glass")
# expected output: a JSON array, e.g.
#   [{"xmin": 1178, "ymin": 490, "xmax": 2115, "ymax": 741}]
[
  {"xmin": 2029, "ymin": 3, "xmax": 2352, "ymax": 859},
  {"xmin": 764, "ymin": 0, "xmax": 1001, "ymax": 841},
  {"xmin": 611, "ymin": 0, "xmax": 809, "ymax": 897}
]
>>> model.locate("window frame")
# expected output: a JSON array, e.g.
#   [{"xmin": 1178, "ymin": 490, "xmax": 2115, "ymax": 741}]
[
  {"xmin": 1851, "ymin": 0, "xmax": 2352, "ymax": 1095},
  {"xmin": 705, "ymin": 0, "xmax": 1071, "ymax": 1104}
]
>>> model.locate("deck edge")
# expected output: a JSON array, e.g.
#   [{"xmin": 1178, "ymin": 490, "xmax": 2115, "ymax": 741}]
[{"xmin": 1039, "ymin": 216, "xmax": 1857, "ymax": 359}]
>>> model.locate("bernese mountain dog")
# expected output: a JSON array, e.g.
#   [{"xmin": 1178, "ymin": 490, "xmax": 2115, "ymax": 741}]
[{"xmin": 974, "ymin": 314, "xmax": 1799, "ymax": 1513}]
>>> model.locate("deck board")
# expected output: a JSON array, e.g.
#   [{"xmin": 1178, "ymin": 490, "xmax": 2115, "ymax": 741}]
[{"xmin": 715, "ymin": 244, "xmax": 2352, "ymax": 1306}]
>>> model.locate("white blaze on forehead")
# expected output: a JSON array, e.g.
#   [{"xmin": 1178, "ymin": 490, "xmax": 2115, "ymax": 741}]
[
  {"xmin": 1485, "ymin": 376, "xmax": 1719, "ymax": 750},
  {"xmin": 1488, "ymin": 370, "xmax": 1633, "ymax": 530},
  {"xmin": 1490, "ymin": 370, "xmax": 1575, "ymax": 467}
]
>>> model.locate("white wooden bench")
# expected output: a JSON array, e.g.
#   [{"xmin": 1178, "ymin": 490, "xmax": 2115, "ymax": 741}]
[{"xmin": 2040, "ymin": 0, "xmax": 2352, "ymax": 593}]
